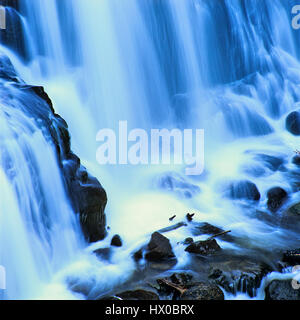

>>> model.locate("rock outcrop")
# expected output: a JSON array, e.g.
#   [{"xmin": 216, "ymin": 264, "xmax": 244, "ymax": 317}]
[{"xmin": 0, "ymin": 53, "xmax": 107, "ymax": 242}]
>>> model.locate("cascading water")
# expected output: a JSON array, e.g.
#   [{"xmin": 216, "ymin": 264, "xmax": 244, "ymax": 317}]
[
  {"xmin": 1, "ymin": 0, "xmax": 300, "ymax": 299},
  {"xmin": 0, "ymin": 55, "xmax": 85, "ymax": 299}
]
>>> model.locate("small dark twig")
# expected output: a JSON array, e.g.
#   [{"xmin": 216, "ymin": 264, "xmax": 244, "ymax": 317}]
[
  {"xmin": 186, "ymin": 213, "xmax": 195, "ymax": 222},
  {"xmin": 207, "ymin": 230, "xmax": 231, "ymax": 241},
  {"xmin": 158, "ymin": 279, "xmax": 187, "ymax": 296}
]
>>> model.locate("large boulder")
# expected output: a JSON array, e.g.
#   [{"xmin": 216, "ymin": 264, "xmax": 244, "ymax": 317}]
[
  {"xmin": 267, "ymin": 187, "xmax": 288, "ymax": 212},
  {"xmin": 227, "ymin": 180, "xmax": 261, "ymax": 201},
  {"xmin": 286, "ymin": 111, "xmax": 300, "ymax": 135},
  {"xmin": 145, "ymin": 232, "xmax": 176, "ymax": 262}
]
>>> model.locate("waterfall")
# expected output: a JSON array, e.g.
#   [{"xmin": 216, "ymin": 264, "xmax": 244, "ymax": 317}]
[
  {"xmin": 0, "ymin": 58, "xmax": 84, "ymax": 299},
  {"xmin": 1, "ymin": 0, "xmax": 300, "ymax": 299}
]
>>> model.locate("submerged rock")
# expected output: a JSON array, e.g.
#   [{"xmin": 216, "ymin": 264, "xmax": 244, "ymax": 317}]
[
  {"xmin": 292, "ymin": 155, "xmax": 300, "ymax": 166},
  {"xmin": 157, "ymin": 172, "xmax": 201, "ymax": 198},
  {"xmin": 145, "ymin": 232, "xmax": 176, "ymax": 262},
  {"xmin": 281, "ymin": 203, "xmax": 300, "ymax": 231},
  {"xmin": 185, "ymin": 239, "xmax": 221, "ymax": 255},
  {"xmin": 286, "ymin": 111, "xmax": 300, "ymax": 136},
  {"xmin": 267, "ymin": 187, "xmax": 288, "ymax": 212},
  {"xmin": 227, "ymin": 180, "xmax": 261, "ymax": 201}
]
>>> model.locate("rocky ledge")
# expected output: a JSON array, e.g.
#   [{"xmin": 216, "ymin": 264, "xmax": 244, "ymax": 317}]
[{"xmin": 0, "ymin": 53, "xmax": 107, "ymax": 242}]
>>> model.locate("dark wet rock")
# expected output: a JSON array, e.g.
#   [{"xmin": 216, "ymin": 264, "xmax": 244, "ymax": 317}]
[
  {"xmin": 292, "ymin": 155, "xmax": 300, "ymax": 166},
  {"xmin": 192, "ymin": 222, "xmax": 234, "ymax": 241},
  {"xmin": 0, "ymin": 54, "xmax": 107, "ymax": 243},
  {"xmin": 227, "ymin": 180, "xmax": 261, "ymax": 201},
  {"xmin": 185, "ymin": 239, "xmax": 221, "ymax": 255},
  {"xmin": 155, "ymin": 272, "xmax": 196, "ymax": 298},
  {"xmin": 286, "ymin": 111, "xmax": 300, "ymax": 136},
  {"xmin": 133, "ymin": 249, "xmax": 143, "ymax": 262},
  {"xmin": 183, "ymin": 238, "xmax": 194, "ymax": 245},
  {"xmin": 76, "ymin": 179, "xmax": 107, "ymax": 242},
  {"xmin": 209, "ymin": 257, "xmax": 272, "ymax": 298},
  {"xmin": 169, "ymin": 273, "xmax": 194, "ymax": 287},
  {"xmin": 145, "ymin": 232, "xmax": 176, "ymax": 262},
  {"xmin": 111, "ymin": 235, "xmax": 122, "ymax": 247},
  {"xmin": 283, "ymin": 249, "xmax": 300, "ymax": 265},
  {"xmin": 192, "ymin": 222, "xmax": 223, "ymax": 236},
  {"xmin": 157, "ymin": 172, "xmax": 201, "ymax": 198},
  {"xmin": 267, "ymin": 187, "xmax": 288, "ymax": 212},
  {"xmin": 181, "ymin": 283, "xmax": 224, "ymax": 301},
  {"xmin": 281, "ymin": 203, "xmax": 300, "ymax": 230},
  {"xmin": 0, "ymin": 0, "xmax": 19, "ymax": 9},
  {"xmin": 116, "ymin": 290, "xmax": 159, "ymax": 301},
  {"xmin": 265, "ymin": 280, "xmax": 300, "ymax": 300}
]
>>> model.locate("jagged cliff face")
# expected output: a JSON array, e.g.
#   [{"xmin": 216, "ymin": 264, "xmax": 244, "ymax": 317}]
[{"xmin": 0, "ymin": 53, "xmax": 107, "ymax": 243}]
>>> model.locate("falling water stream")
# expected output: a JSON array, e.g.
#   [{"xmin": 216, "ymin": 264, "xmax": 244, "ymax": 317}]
[{"xmin": 1, "ymin": 0, "xmax": 300, "ymax": 299}]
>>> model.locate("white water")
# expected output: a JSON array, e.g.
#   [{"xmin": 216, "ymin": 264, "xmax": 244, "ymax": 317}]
[{"xmin": 1, "ymin": 0, "xmax": 300, "ymax": 299}]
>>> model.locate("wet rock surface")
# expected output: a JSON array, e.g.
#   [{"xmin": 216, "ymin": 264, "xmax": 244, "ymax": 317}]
[
  {"xmin": 227, "ymin": 180, "xmax": 261, "ymax": 201},
  {"xmin": 111, "ymin": 235, "xmax": 123, "ymax": 247},
  {"xmin": 286, "ymin": 110, "xmax": 300, "ymax": 136},
  {"xmin": 267, "ymin": 187, "xmax": 288, "ymax": 212},
  {"xmin": 145, "ymin": 232, "xmax": 176, "ymax": 262},
  {"xmin": 265, "ymin": 280, "xmax": 300, "ymax": 300},
  {"xmin": 208, "ymin": 257, "xmax": 272, "ymax": 298},
  {"xmin": 181, "ymin": 283, "xmax": 224, "ymax": 300},
  {"xmin": 185, "ymin": 239, "xmax": 221, "ymax": 255}
]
